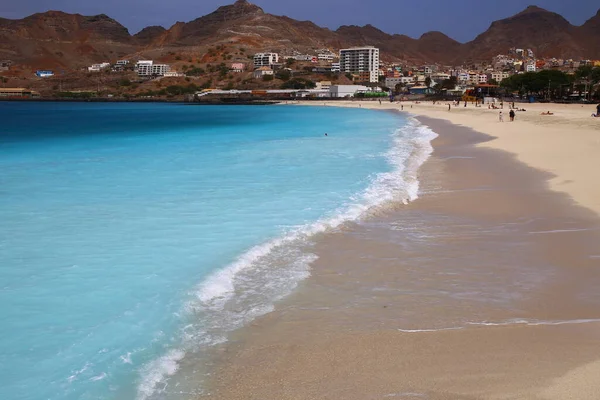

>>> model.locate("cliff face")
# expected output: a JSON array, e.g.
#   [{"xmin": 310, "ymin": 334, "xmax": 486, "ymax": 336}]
[{"xmin": 1, "ymin": 2, "xmax": 600, "ymax": 70}]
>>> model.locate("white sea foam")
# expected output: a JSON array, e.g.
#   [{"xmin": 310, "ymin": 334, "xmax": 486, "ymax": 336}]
[
  {"xmin": 67, "ymin": 362, "xmax": 91, "ymax": 384},
  {"xmin": 529, "ymin": 228, "xmax": 597, "ymax": 234},
  {"xmin": 398, "ymin": 327, "xmax": 464, "ymax": 333},
  {"xmin": 468, "ymin": 318, "xmax": 600, "ymax": 327},
  {"xmin": 89, "ymin": 372, "xmax": 107, "ymax": 382},
  {"xmin": 396, "ymin": 318, "xmax": 600, "ymax": 335},
  {"xmin": 136, "ymin": 117, "xmax": 438, "ymax": 400},
  {"xmin": 120, "ymin": 352, "xmax": 133, "ymax": 365}
]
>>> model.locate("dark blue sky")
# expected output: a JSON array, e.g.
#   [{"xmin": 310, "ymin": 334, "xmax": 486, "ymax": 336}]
[{"xmin": 2, "ymin": 0, "xmax": 598, "ymax": 42}]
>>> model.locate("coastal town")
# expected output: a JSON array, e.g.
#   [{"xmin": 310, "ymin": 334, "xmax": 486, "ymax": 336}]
[{"xmin": 2, "ymin": 44, "xmax": 599, "ymax": 102}]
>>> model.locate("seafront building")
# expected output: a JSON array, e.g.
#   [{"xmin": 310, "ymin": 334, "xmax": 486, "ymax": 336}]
[
  {"xmin": 339, "ymin": 46, "xmax": 380, "ymax": 83},
  {"xmin": 0, "ymin": 88, "xmax": 41, "ymax": 98}
]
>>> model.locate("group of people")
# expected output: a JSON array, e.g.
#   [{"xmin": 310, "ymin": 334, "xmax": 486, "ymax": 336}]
[{"xmin": 498, "ymin": 110, "xmax": 517, "ymax": 122}]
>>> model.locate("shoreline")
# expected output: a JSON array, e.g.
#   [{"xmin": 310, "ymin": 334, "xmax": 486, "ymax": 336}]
[
  {"xmin": 293, "ymin": 100, "xmax": 600, "ymax": 217},
  {"xmin": 203, "ymin": 110, "xmax": 600, "ymax": 399}
]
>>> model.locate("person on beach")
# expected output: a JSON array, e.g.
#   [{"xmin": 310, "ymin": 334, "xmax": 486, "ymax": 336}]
[
  {"xmin": 509, "ymin": 109, "xmax": 515, "ymax": 122},
  {"xmin": 499, "ymin": 111, "xmax": 504, "ymax": 122},
  {"xmin": 540, "ymin": 111, "xmax": 554, "ymax": 115},
  {"xmin": 448, "ymin": 104, "xmax": 451, "ymax": 111},
  {"xmin": 596, "ymin": 104, "xmax": 600, "ymax": 115}
]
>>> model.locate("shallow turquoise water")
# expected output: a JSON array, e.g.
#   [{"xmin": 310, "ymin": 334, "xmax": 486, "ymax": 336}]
[{"xmin": 0, "ymin": 102, "xmax": 434, "ymax": 400}]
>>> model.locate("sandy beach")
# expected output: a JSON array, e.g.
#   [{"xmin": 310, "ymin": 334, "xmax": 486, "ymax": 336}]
[
  {"xmin": 202, "ymin": 103, "xmax": 600, "ymax": 400},
  {"xmin": 313, "ymin": 100, "xmax": 600, "ymax": 215}
]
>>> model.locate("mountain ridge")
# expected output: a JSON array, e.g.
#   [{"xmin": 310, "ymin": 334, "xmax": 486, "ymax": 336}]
[{"xmin": 1, "ymin": 2, "xmax": 599, "ymax": 70}]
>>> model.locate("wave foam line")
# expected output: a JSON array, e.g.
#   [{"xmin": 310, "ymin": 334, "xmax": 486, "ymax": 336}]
[
  {"xmin": 136, "ymin": 117, "xmax": 438, "ymax": 400},
  {"xmin": 396, "ymin": 318, "xmax": 600, "ymax": 335},
  {"xmin": 468, "ymin": 318, "xmax": 600, "ymax": 327},
  {"xmin": 529, "ymin": 228, "xmax": 597, "ymax": 235},
  {"xmin": 398, "ymin": 327, "xmax": 464, "ymax": 333}
]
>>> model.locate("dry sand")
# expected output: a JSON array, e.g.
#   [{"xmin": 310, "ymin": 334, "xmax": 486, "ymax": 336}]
[{"xmin": 201, "ymin": 107, "xmax": 600, "ymax": 400}]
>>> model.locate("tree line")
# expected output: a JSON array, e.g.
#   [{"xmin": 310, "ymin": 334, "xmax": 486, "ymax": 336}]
[{"xmin": 500, "ymin": 66, "xmax": 600, "ymax": 100}]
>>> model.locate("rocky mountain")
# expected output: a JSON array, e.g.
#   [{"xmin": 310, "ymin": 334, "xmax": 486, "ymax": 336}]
[
  {"xmin": 1, "ymin": 1, "xmax": 599, "ymax": 70},
  {"xmin": 145, "ymin": 0, "xmax": 340, "ymax": 50},
  {"xmin": 579, "ymin": 9, "xmax": 600, "ymax": 57},
  {"xmin": 460, "ymin": 6, "xmax": 584, "ymax": 62},
  {"xmin": 134, "ymin": 26, "xmax": 167, "ymax": 46},
  {"xmin": 0, "ymin": 11, "xmax": 136, "ymax": 69}
]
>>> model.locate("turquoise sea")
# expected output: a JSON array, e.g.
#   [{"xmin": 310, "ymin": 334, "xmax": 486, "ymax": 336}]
[{"xmin": 0, "ymin": 102, "xmax": 436, "ymax": 400}]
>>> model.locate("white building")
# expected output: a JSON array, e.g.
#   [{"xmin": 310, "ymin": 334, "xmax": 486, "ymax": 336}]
[
  {"xmin": 315, "ymin": 81, "xmax": 332, "ymax": 90},
  {"xmin": 526, "ymin": 63, "xmax": 537, "ymax": 72},
  {"xmin": 163, "ymin": 71, "xmax": 184, "ymax": 77},
  {"xmin": 253, "ymin": 53, "xmax": 279, "ymax": 68},
  {"xmin": 253, "ymin": 66, "xmax": 274, "ymax": 79},
  {"xmin": 136, "ymin": 60, "xmax": 170, "ymax": 77},
  {"xmin": 292, "ymin": 54, "xmax": 315, "ymax": 62},
  {"xmin": 331, "ymin": 62, "xmax": 341, "ymax": 72},
  {"xmin": 457, "ymin": 72, "xmax": 469, "ymax": 83},
  {"xmin": 489, "ymin": 71, "xmax": 510, "ymax": 83},
  {"xmin": 88, "ymin": 62, "xmax": 110, "ymax": 72},
  {"xmin": 339, "ymin": 46, "xmax": 380, "ymax": 83},
  {"xmin": 385, "ymin": 77, "xmax": 403, "ymax": 88},
  {"xmin": 116, "ymin": 60, "xmax": 129, "ymax": 66},
  {"xmin": 431, "ymin": 73, "xmax": 450, "ymax": 82},
  {"xmin": 329, "ymin": 85, "xmax": 370, "ymax": 98},
  {"xmin": 478, "ymin": 74, "xmax": 488, "ymax": 84},
  {"xmin": 318, "ymin": 52, "xmax": 336, "ymax": 61}
]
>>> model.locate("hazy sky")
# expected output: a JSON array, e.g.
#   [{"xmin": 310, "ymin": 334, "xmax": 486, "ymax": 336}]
[{"xmin": 2, "ymin": 0, "xmax": 598, "ymax": 42}]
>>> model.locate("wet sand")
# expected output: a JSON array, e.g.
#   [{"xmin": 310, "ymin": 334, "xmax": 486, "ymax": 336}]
[{"xmin": 204, "ymin": 116, "xmax": 600, "ymax": 400}]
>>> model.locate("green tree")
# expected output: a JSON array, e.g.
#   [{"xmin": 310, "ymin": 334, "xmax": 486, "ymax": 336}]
[
  {"xmin": 440, "ymin": 76, "xmax": 457, "ymax": 90},
  {"xmin": 275, "ymin": 69, "xmax": 292, "ymax": 81}
]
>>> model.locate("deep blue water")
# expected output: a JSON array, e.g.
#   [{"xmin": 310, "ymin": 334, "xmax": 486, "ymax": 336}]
[{"xmin": 0, "ymin": 102, "xmax": 434, "ymax": 400}]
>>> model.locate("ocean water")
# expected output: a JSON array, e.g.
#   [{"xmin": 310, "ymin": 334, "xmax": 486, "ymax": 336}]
[{"xmin": 0, "ymin": 102, "xmax": 436, "ymax": 400}]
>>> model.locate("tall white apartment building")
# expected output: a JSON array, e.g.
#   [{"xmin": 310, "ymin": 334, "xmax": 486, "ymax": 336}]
[
  {"xmin": 253, "ymin": 53, "xmax": 279, "ymax": 68},
  {"xmin": 339, "ymin": 46, "xmax": 380, "ymax": 83},
  {"xmin": 136, "ymin": 60, "xmax": 170, "ymax": 77}
]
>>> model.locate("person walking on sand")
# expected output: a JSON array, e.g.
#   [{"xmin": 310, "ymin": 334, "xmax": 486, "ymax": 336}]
[
  {"xmin": 499, "ymin": 111, "xmax": 504, "ymax": 122},
  {"xmin": 509, "ymin": 109, "xmax": 515, "ymax": 122},
  {"xmin": 597, "ymin": 104, "xmax": 600, "ymax": 116}
]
